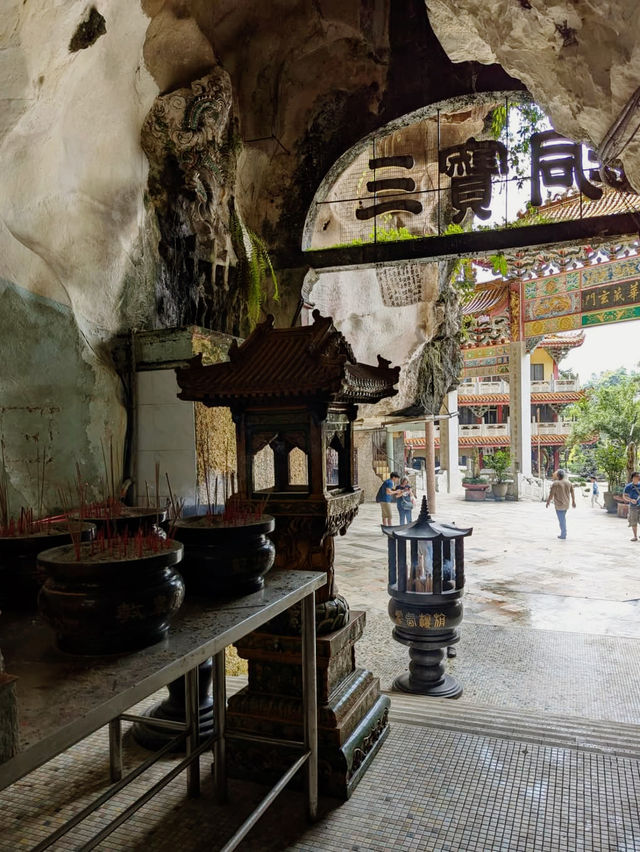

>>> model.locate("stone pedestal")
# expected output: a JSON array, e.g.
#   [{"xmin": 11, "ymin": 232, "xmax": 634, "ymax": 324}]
[{"xmin": 226, "ymin": 611, "xmax": 390, "ymax": 799}]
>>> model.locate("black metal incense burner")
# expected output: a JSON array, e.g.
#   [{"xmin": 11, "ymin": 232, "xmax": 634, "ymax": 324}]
[{"xmin": 384, "ymin": 496, "xmax": 472, "ymax": 698}]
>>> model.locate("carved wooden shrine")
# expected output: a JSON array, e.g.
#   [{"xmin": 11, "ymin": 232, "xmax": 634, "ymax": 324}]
[{"xmin": 176, "ymin": 310, "xmax": 400, "ymax": 797}]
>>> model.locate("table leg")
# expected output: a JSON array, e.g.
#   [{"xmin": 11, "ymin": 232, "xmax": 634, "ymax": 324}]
[
  {"xmin": 185, "ymin": 666, "xmax": 201, "ymax": 798},
  {"xmin": 301, "ymin": 591, "xmax": 318, "ymax": 821},
  {"xmin": 213, "ymin": 649, "xmax": 227, "ymax": 804},
  {"xmin": 108, "ymin": 718, "xmax": 122, "ymax": 783}
]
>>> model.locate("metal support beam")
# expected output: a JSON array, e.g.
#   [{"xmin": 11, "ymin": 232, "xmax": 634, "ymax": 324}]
[{"xmin": 300, "ymin": 212, "xmax": 640, "ymax": 271}]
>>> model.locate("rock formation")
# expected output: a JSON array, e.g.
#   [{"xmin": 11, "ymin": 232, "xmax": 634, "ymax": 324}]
[{"xmin": 425, "ymin": 0, "xmax": 640, "ymax": 190}]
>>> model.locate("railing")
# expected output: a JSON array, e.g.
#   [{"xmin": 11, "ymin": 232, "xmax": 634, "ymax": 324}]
[
  {"xmin": 459, "ymin": 423, "xmax": 509, "ymax": 437},
  {"xmin": 530, "ymin": 378, "xmax": 580, "ymax": 392},
  {"xmin": 459, "ymin": 379, "xmax": 509, "ymax": 395},
  {"xmin": 409, "ymin": 419, "xmax": 575, "ymax": 441},
  {"xmin": 532, "ymin": 419, "xmax": 575, "ymax": 435},
  {"xmin": 461, "ymin": 377, "xmax": 580, "ymax": 395}
]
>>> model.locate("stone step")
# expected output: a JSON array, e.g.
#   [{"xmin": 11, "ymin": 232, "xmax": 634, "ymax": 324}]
[
  {"xmin": 387, "ymin": 692, "xmax": 640, "ymax": 760},
  {"xmin": 228, "ymin": 675, "xmax": 640, "ymax": 760}
]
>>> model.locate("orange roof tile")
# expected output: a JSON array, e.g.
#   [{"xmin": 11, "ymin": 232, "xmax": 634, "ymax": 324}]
[{"xmin": 458, "ymin": 391, "xmax": 585, "ymax": 405}]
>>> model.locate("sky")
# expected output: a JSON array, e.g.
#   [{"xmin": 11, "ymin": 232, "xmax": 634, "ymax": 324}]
[{"xmin": 561, "ymin": 320, "xmax": 640, "ymax": 384}]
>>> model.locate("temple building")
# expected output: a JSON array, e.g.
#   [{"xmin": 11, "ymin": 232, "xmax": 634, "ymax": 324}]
[{"xmin": 405, "ymin": 327, "xmax": 586, "ymax": 478}]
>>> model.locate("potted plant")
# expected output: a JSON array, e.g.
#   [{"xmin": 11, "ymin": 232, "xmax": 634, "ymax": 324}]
[
  {"xmin": 595, "ymin": 442, "xmax": 626, "ymax": 514},
  {"xmin": 485, "ymin": 450, "xmax": 512, "ymax": 501},
  {"xmin": 461, "ymin": 450, "xmax": 490, "ymax": 501},
  {"xmin": 461, "ymin": 476, "xmax": 490, "ymax": 501}
]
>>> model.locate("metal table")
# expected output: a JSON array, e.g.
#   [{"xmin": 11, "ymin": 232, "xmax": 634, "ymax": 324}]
[{"xmin": 0, "ymin": 569, "xmax": 326, "ymax": 851}]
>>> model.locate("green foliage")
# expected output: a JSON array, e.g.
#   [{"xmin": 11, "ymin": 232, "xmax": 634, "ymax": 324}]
[
  {"xmin": 489, "ymin": 101, "xmax": 549, "ymax": 180},
  {"xmin": 565, "ymin": 371, "xmax": 640, "ymax": 449},
  {"xmin": 594, "ymin": 441, "xmax": 627, "ymax": 491},
  {"xmin": 371, "ymin": 224, "xmax": 418, "ymax": 242},
  {"xmin": 485, "ymin": 449, "xmax": 512, "ymax": 483},
  {"xmin": 462, "ymin": 476, "xmax": 489, "ymax": 485},
  {"xmin": 313, "ymin": 218, "xmax": 419, "ymax": 251},
  {"xmin": 567, "ymin": 444, "xmax": 597, "ymax": 478},
  {"xmin": 566, "ymin": 370, "xmax": 640, "ymax": 489},
  {"xmin": 585, "ymin": 367, "xmax": 635, "ymax": 389},
  {"xmin": 230, "ymin": 212, "xmax": 279, "ymax": 330},
  {"xmin": 490, "ymin": 253, "xmax": 508, "ymax": 277}
]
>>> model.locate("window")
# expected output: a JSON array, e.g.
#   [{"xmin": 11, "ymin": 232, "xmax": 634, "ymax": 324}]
[
  {"xmin": 530, "ymin": 363, "xmax": 544, "ymax": 381},
  {"xmin": 253, "ymin": 444, "xmax": 275, "ymax": 492},
  {"xmin": 288, "ymin": 447, "xmax": 308, "ymax": 486}
]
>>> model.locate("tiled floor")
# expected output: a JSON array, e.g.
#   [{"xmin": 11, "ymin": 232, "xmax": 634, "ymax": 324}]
[
  {"xmin": 4, "ymin": 491, "xmax": 640, "ymax": 850},
  {"xmin": 2, "ymin": 713, "xmax": 640, "ymax": 851},
  {"xmin": 358, "ymin": 615, "xmax": 640, "ymax": 723}
]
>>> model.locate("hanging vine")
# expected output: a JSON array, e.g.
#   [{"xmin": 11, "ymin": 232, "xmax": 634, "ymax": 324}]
[{"xmin": 230, "ymin": 211, "xmax": 279, "ymax": 330}]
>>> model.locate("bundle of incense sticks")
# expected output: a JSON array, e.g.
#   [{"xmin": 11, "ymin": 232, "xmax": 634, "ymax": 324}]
[
  {"xmin": 165, "ymin": 473, "xmax": 185, "ymax": 539},
  {"xmin": 220, "ymin": 496, "xmax": 269, "ymax": 526},
  {"xmin": 84, "ymin": 528, "xmax": 174, "ymax": 561},
  {"xmin": 0, "ymin": 509, "xmax": 58, "ymax": 538}
]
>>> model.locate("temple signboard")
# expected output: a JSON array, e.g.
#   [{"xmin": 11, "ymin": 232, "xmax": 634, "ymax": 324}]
[
  {"xmin": 438, "ymin": 130, "xmax": 602, "ymax": 224},
  {"xmin": 305, "ymin": 93, "xmax": 639, "ymax": 267},
  {"xmin": 462, "ymin": 344, "xmax": 510, "ymax": 378},
  {"xmin": 521, "ymin": 255, "xmax": 640, "ymax": 337}
]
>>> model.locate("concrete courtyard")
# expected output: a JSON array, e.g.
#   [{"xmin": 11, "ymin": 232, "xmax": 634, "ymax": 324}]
[{"xmin": 336, "ymin": 488, "xmax": 640, "ymax": 723}]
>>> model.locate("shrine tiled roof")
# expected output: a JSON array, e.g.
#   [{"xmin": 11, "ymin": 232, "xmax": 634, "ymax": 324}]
[
  {"xmin": 518, "ymin": 186, "xmax": 640, "ymax": 223},
  {"xmin": 463, "ymin": 282, "xmax": 509, "ymax": 317},
  {"xmin": 406, "ymin": 435, "xmax": 581, "ymax": 449},
  {"xmin": 539, "ymin": 332, "xmax": 585, "ymax": 350},
  {"xmin": 458, "ymin": 391, "xmax": 584, "ymax": 405},
  {"xmin": 176, "ymin": 312, "xmax": 400, "ymax": 405}
]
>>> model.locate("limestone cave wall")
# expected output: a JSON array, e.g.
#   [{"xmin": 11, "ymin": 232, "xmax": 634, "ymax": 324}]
[
  {"xmin": 425, "ymin": 0, "xmax": 640, "ymax": 190},
  {"xmin": 4, "ymin": 0, "xmax": 633, "ymax": 511}
]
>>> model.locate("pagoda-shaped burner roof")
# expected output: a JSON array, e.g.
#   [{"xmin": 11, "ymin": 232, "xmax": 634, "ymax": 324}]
[{"xmin": 176, "ymin": 311, "xmax": 400, "ymax": 406}]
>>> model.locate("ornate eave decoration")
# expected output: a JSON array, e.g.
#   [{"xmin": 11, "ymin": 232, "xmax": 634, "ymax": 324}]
[{"xmin": 176, "ymin": 311, "xmax": 400, "ymax": 407}]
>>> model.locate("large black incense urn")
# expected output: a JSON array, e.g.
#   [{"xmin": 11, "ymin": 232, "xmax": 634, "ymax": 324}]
[
  {"xmin": 0, "ymin": 521, "xmax": 95, "ymax": 609},
  {"xmin": 171, "ymin": 514, "xmax": 275, "ymax": 596},
  {"xmin": 37, "ymin": 539, "xmax": 184, "ymax": 655},
  {"xmin": 384, "ymin": 496, "xmax": 472, "ymax": 698},
  {"xmin": 133, "ymin": 512, "xmax": 275, "ymax": 751}
]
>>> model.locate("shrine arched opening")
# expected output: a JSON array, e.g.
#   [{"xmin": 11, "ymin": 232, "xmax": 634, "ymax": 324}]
[{"xmin": 300, "ymin": 91, "xmax": 640, "ymax": 502}]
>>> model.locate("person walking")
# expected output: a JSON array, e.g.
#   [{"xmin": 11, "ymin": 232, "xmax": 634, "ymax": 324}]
[
  {"xmin": 545, "ymin": 469, "xmax": 576, "ymax": 539},
  {"xmin": 590, "ymin": 476, "xmax": 603, "ymax": 509},
  {"xmin": 376, "ymin": 471, "xmax": 400, "ymax": 527},
  {"xmin": 623, "ymin": 471, "xmax": 640, "ymax": 541},
  {"xmin": 396, "ymin": 476, "xmax": 416, "ymax": 525}
]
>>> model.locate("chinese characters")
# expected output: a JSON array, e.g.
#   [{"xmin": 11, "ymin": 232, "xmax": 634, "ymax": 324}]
[
  {"xmin": 435, "ymin": 130, "xmax": 604, "ymax": 225},
  {"xmin": 356, "ymin": 154, "xmax": 423, "ymax": 221},
  {"xmin": 530, "ymin": 130, "xmax": 602, "ymax": 206},
  {"xmin": 581, "ymin": 279, "xmax": 640, "ymax": 312},
  {"xmin": 439, "ymin": 137, "xmax": 508, "ymax": 223}
]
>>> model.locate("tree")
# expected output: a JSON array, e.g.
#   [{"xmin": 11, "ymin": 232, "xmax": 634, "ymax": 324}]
[
  {"xmin": 485, "ymin": 450, "xmax": 512, "ymax": 483},
  {"xmin": 594, "ymin": 442, "xmax": 626, "ymax": 493},
  {"xmin": 567, "ymin": 444, "xmax": 597, "ymax": 478},
  {"xmin": 566, "ymin": 371, "xmax": 640, "ymax": 484}
]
